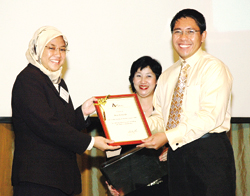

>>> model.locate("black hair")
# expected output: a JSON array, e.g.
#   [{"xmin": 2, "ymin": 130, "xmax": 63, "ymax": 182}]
[
  {"xmin": 170, "ymin": 8, "xmax": 206, "ymax": 34},
  {"xmin": 129, "ymin": 56, "xmax": 162, "ymax": 93}
]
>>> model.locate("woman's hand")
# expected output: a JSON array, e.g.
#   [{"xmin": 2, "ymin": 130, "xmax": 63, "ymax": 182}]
[
  {"xmin": 105, "ymin": 181, "xmax": 120, "ymax": 196},
  {"xmin": 81, "ymin": 97, "xmax": 97, "ymax": 117},
  {"xmin": 93, "ymin": 136, "xmax": 121, "ymax": 151}
]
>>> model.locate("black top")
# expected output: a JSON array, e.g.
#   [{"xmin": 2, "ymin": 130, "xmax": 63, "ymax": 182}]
[{"xmin": 11, "ymin": 64, "xmax": 91, "ymax": 194}]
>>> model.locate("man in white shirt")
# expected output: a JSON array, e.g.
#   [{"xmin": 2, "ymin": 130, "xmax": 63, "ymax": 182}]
[{"xmin": 138, "ymin": 8, "xmax": 236, "ymax": 196}]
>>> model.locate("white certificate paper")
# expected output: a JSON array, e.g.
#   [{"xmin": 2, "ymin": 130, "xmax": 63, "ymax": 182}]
[{"xmin": 94, "ymin": 94, "xmax": 151, "ymax": 145}]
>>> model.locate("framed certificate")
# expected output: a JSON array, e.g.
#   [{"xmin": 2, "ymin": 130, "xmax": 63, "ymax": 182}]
[{"xmin": 94, "ymin": 94, "xmax": 152, "ymax": 145}]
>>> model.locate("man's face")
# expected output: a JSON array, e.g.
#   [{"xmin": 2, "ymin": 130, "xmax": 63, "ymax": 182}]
[{"xmin": 172, "ymin": 17, "xmax": 206, "ymax": 60}]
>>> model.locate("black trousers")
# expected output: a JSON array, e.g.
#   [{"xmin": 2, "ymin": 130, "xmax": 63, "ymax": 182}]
[
  {"xmin": 167, "ymin": 132, "xmax": 236, "ymax": 196},
  {"xmin": 13, "ymin": 182, "xmax": 74, "ymax": 196}
]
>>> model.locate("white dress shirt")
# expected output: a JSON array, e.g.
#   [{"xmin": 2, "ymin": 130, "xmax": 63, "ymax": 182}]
[{"xmin": 147, "ymin": 48, "xmax": 233, "ymax": 150}]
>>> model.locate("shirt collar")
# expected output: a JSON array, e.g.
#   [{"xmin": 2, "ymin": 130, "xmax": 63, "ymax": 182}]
[{"xmin": 179, "ymin": 47, "xmax": 203, "ymax": 67}]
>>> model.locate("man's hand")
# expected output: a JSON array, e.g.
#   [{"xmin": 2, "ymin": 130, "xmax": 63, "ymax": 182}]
[
  {"xmin": 94, "ymin": 136, "xmax": 121, "ymax": 151},
  {"xmin": 137, "ymin": 132, "xmax": 168, "ymax": 150},
  {"xmin": 81, "ymin": 97, "xmax": 97, "ymax": 117}
]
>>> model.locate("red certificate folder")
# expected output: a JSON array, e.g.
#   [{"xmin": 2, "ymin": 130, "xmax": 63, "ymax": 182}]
[{"xmin": 94, "ymin": 94, "xmax": 152, "ymax": 146}]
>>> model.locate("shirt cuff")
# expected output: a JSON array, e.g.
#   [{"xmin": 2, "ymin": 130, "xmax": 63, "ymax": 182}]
[
  {"xmin": 165, "ymin": 125, "xmax": 185, "ymax": 151},
  {"xmin": 87, "ymin": 137, "xmax": 95, "ymax": 150}
]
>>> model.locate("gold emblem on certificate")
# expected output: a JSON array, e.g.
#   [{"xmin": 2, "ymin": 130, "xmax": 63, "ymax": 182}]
[{"xmin": 94, "ymin": 94, "xmax": 151, "ymax": 145}]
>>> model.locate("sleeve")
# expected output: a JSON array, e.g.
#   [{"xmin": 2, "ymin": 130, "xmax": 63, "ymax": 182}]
[
  {"xmin": 12, "ymin": 72, "xmax": 91, "ymax": 155},
  {"xmin": 60, "ymin": 79, "xmax": 91, "ymax": 131},
  {"xmin": 87, "ymin": 137, "xmax": 95, "ymax": 150},
  {"xmin": 165, "ymin": 61, "xmax": 233, "ymax": 150},
  {"xmin": 74, "ymin": 105, "xmax": 91, "ymax": 131}
]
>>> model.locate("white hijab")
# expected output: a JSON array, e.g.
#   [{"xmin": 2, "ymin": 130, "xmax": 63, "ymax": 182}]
[{"xmin": 26, "ymin": 26, "xmax": 68, "ymax": 84}]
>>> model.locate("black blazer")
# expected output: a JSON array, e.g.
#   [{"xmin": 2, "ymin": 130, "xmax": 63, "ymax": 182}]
[{"xmin": 11, "ymin": 64, "xmax": 92, "ymax": 194}]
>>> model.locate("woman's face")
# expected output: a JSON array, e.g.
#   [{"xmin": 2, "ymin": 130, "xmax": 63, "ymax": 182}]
[
  {"xmin": 133, "ymin": 66, "xmax": 157, "ymax": 98},
  {"xmin": 41, "ymin": 36, "xmax": 67, "ymax": 72}
]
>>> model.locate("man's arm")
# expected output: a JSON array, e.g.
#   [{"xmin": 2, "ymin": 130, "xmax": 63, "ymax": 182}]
[
  {"xmin": 166, "ymin": 60, "xmax": 232, "ymax": 150},
  {"xmin": 139, "ymin": 57, "xmax": 233, "ymax": 151}
]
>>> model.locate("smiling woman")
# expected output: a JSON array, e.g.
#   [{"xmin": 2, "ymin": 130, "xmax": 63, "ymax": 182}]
[
  {"xmin": 129, "ymin": 56, "xmax": 162, "ymax": 119},
  {"xmin": 25, "ymin": 26, "xmax": 69, "ymax": 84},
  {"xmin": 41, "ymin": 37, "xmax": 67, "ymax": 72},
  {"xmin": 11, "ymin": 26, "xmax": 120, "ymax": 196},
  {"xmin": 106, "ymin": 56, "xmax": 169, "ymax": 196}
]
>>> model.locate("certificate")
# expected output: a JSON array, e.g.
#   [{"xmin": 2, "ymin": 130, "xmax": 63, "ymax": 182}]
[{"xmin": 94, "ymin": 94, "xmax": 152, "ymax": 145}]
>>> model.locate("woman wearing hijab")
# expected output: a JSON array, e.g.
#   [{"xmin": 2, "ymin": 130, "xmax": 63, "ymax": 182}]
[{"xmin": 11, "ymin": 26, "xmax": 120, "ymax": 196}]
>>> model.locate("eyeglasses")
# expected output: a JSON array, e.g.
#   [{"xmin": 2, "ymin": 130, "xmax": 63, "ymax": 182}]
[
  {"xmin": 172, "ymin": 29, "xmax": 200, "ymax": 37},
  {"xmin": 45, "ymin": 46, "xmax": 69, "ymax": 54}
]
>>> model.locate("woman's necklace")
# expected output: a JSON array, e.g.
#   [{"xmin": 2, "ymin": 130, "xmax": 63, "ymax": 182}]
[{"xmin": 143, "ymin": 105, "xmax": 153, "ymax": 117}]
